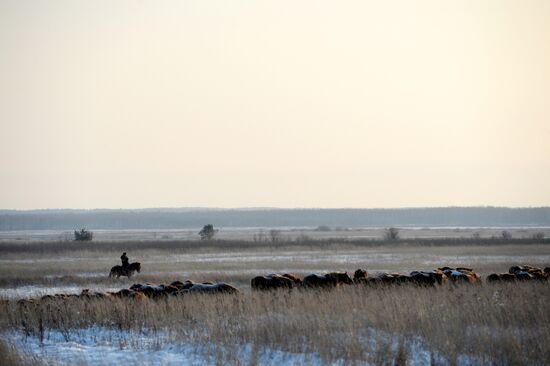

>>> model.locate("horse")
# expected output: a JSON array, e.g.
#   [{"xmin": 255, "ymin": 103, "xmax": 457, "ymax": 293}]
[
  {"xmin": 129, "ymin": 283, "xmax": 180, "ymax": 298},
  {"xmin": 362, "ymin": 272, "xmax": 410, "ymax": 286},
  {"xmin": 186, "ymin": 282, "xmax": 240, "ymax": 294},
  {"xmin": 507, "ymin": 265, "xmax": 548, "ymax": 281},
  {"xmin": 109, "ymin": 262, "xmax": 141, "ymax": 278},
  {"xmin": 487, "ymin": 273, "xmax": 517, "ymax": 282},
  {"xmin": 438, "ymin": 267, "xmax": 480, "ymax": 284},
  {"xmin": 281, "ymin": 273, "xmax": 303, "ymax": 285},
  {"xmin": 353, "ymin": 269, "xmax": 368, "ymax": 284},
  {"xmin": 303, "ymin": 272, "xmax": 353, "ymax": 288},
  {"xmin": 251, "ymin": 274, "xmax": 295, "ymax": 291},
  {"xmin": 409, "ymin": 270, "xmax": 448, "ymax": 286}
]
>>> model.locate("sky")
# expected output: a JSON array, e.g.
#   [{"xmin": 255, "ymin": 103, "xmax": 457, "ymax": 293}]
[{"xmin": 1, "ymin": 0, "xmax": 549, "ymax": 209}]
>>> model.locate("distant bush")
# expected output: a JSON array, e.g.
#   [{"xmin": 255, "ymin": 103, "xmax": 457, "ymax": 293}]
[
  {"xmin": 501, "ymin": 230, "xmax": 512, "ymax": 240},
  {"xmin": 74, "ymin": 228, "xmax": 93, "ymax": 241},
  {"xmin": 199, "ymin": 224, "xmax": 217, "ymax": 240},
  {"xmin": 384, "ymin": 227, "xmax": 400, "ymax": 241},
  {"xmin": 532, "ymin": 232, "xmax": 545, "ymax": 240}
]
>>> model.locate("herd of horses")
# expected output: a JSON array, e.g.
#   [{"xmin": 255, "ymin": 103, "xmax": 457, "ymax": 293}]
[
  {"xmin": 9, "ymin": 264, "xmax": 549, "ymax": 305},
  {"xmin": 251, "ymin": 265, "xmax": 550, "ymax": 290}
]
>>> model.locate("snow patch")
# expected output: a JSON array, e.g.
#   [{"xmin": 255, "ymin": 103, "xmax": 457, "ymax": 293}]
[{"xmin": 0, "ymin": 327, "xmax": 490, "ymax": 366}]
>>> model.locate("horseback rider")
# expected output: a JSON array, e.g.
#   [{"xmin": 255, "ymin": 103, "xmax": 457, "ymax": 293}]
[{"xmin": 121, "ymin": 252, "xmax": 129, "ymax": 268}]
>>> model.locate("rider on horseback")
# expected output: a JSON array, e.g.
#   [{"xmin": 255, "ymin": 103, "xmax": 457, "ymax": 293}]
[{"xmin": 121, "ymin": 252, "xmax": 129, "ymax": 268}]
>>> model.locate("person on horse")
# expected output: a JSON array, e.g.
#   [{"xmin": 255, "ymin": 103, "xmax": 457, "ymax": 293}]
[{"xmin": 121, "ymin": 252, "xmax": 129, "ymax": 268}]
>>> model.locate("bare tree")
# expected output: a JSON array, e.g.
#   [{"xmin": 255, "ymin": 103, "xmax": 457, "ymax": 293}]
[
  {"xmin": 269, "ymin": 229, "xmax": 281, "ymax": 243},
  {"xmin": 501, "ymin": 230, "xmax": 512, "ymax": 240},
  {"xmin": 532, "ymin": 231, "xmax": 545, "ymax": 240},
  {"xmin": 384, "ymin": 227, "xmax": 400, "ymax": 241}
]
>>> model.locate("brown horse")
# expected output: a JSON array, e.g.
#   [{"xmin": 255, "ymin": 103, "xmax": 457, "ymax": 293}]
[
  {"xmin": 487, "ymin": 273, "xmax": 517, "ymax": 282},
  {"xmin": 507, "ymin": 265, "xmax": 548, "ymax": 281},
  {"xmin": 109, "ymin": 262, "xmax": 141, "ymax": 278},
  {"xmin": 303, "ymin": 272, "xmax": 353, "ymax": 288},
  {"xmin": 438, "ymin": 267, "xmax": 480, "ymax": 284},
  {"xmin": 353, "ymin": 269, "xmax": 368, "ymax": 284},
  {"xmin": 186, "ymin": 283, "xmax": 240, "ymax": 294},
  {"xmin": 128, "ymin": 283, "xmax": 179, "ymax": 298},
  {"xmin": 281, "ymin": 273, "xmax": 303, "ymax": 285},
  {"xmin": 251, "ymin": 274, "xmax": 296, "ymax": 291}
]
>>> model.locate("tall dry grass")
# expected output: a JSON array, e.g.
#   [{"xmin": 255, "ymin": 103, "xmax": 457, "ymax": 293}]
[
  {"xmin": 1, "ymin": 240, "xmax": 549, "ymax": 364},
  {"xmin": 0, "ymin": 339, "xmax": 41, "ymax": 366},
  {"xmin": 1, "ymin": 282, "xmax": 549, "ymax": 365}
]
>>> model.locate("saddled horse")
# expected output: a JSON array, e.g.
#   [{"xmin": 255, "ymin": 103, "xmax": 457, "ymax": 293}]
[{"xmin": 109, "ymin": 262, "xmax": 141, "ymax": 278}]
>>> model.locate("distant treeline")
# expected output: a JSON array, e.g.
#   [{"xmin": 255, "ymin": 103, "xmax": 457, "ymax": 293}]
[{"xmin": 0, "ymin": 207, "xmax": 549, "ymax": 231}]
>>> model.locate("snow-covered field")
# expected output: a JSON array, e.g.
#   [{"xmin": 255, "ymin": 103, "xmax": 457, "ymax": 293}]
[
  {"xmin": 1, "ymin": 327, "xmax": 478, "ymax": 366},
  {"xmin": 0, "ymin": 285, "xmax": 122, "ymax": 300}
]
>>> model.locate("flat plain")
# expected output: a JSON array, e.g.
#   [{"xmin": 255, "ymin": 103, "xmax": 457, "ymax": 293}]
[{"xmin": 1, "ymin": 228, "xmax": 549, "ymax": 365}]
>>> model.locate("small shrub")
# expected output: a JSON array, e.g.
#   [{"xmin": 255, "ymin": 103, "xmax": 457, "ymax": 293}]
[
  {"xmin": 384, "ymin": 227, "xmax": 400, "ymax": 241},
  {"xmin": 199, "ymin": 224, "xmax": 217, "ymax": 240},
  {"xmin": 74, "ymin": 228, "xmax": 93, "ymax": 241}
]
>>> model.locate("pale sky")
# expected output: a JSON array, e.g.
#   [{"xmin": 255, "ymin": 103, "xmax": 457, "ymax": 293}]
[{"xmin": 1, "ymin": 0, "xmax": 549, "ymax": 209}]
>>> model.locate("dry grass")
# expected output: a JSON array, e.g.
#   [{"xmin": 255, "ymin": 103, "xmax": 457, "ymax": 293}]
[
  {"xmin": 0, "ymin": 339, "xmax": 41, "ymax": 366},
  {"xmin": 1, "ymin": 283, "xmax": 549, "ymax": 365},
  {"xmin": 1, "ymin": 240, "xmax": 549, "ymax": 364}
]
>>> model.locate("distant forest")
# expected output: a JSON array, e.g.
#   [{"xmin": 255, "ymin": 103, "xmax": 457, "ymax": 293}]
[{"xmin": 0, "ymin": 207, "xmax": 549, "ymax": 231}]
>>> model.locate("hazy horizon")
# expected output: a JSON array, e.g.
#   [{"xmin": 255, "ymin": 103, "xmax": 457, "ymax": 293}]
[{"xmin": 1, "ymin": 1, "xmax": 549, "ymax": 210}]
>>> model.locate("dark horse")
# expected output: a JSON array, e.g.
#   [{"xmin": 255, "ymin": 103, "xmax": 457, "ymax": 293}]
[{"xmin": 109, "ymin": 262, "xmax": 141, "ymax": 278}]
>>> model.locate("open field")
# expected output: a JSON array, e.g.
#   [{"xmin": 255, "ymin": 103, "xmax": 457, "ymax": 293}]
[
  {"xmin": 0, "ymin": 238, "xmax": 549, "ymax": 295},
  {"xmin": 0, "ymin": 234, "xmax": 549, "ymax": 365},
  {"xmin": 1, "ymin": 226, "xmax": 549, "ymax": 242}
]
